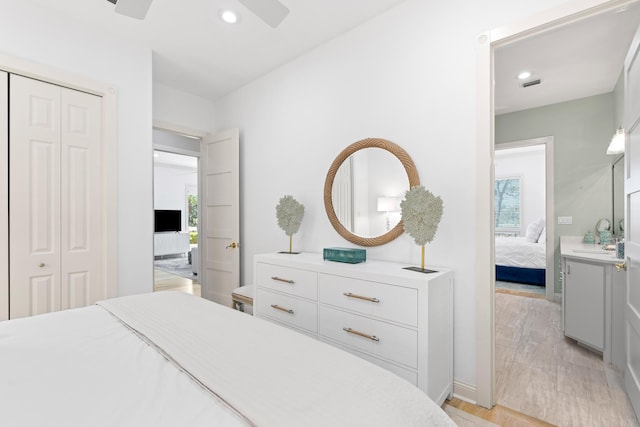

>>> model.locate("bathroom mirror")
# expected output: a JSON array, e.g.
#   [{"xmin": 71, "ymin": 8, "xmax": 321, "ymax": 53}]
[
  {"xmin": 324, "ymin": 138, "xmax": 419, "ymax": 246},
  {"xmin": 612, "ymin": 154, "xmax": 624, "ymax": 236}
]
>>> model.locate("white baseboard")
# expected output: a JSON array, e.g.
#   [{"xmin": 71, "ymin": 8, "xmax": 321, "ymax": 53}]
[{"xmin": 453, "ymin": 380, "xmax": 477, "ymax": 404}]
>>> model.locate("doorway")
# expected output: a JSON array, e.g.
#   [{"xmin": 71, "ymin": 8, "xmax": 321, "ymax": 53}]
[
  {"xmin": 476, "ymin": 0, "xmax": 640, "ymax": 410},
  {"xmin": 494, "ymin": 140, "xmax": 552, "ymax": 300},
  {"xmin": 152, "ymin": 128, "xmax": 201, "ymax": 296}
]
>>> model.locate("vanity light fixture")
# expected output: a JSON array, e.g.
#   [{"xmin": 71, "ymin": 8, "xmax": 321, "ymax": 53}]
[
  {"xmin": 219, "ymin": 9, "xmax": 239, "ymax": 24},
  {"xmin": 607, "ymin": 127, "xmax": 625, "ymax": 155}
]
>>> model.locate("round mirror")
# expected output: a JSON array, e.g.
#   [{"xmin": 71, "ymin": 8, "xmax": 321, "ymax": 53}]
[
  {"xmin": 595, "ymin": 218, "xmax": 611, "ymax": 233},
  {"xmin": 324, "ymin": 138, "xmax": 419, "ymax": 246}
]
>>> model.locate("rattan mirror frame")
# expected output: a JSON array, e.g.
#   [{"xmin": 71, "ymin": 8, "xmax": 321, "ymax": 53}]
[{"xmin": 323, "ymin": 138, "xmax": 420, "ymax": 246}]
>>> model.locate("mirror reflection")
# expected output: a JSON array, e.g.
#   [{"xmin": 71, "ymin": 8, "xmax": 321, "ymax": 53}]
[
  {"xmin": 331, "ymin": 148, "xmax": 408, "ymax": 238},
  {"xmin": 613, "ymin": 154, "xmax": 624, "ymax": 236}
]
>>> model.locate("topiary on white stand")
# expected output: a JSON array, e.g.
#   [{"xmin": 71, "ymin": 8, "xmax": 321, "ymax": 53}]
[
  {"xmin": 276, "ymin": 195, "xmax": 305, "ymax": 254},
  {"xmin": 400, "ymin": 185, "xmax": 443, "ymax": 272}
]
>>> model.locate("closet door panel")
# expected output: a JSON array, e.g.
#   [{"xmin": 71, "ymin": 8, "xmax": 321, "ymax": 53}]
[
  {"xmin": 60, "ymin": 88, "xmax": 103, "ymax": 309},
  {"xmin": 0, "ymin": 71, "xmax": 7, "ymax": 321},
  {"xmin": 9, "ymin": 75, "xmax": 62, "ymax": 319}
]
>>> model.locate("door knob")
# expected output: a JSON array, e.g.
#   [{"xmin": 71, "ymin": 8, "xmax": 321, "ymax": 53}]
[
  {"xmin": 39, "ymin": 263, "xmax": 45, "ymax": 268},
  {"xmin": 226, "ymin": 242, "xmax": 239, "ymax": 249},
  {"xmin": 615, "ymin": 262, "xmax": 627, "ymax": 272}
]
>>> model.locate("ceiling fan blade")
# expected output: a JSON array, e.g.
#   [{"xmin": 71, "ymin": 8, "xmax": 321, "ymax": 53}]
[
  {"xmin": 113, "ymin": 0, "xmax": 154, "ymax": 20},
  {"xmin": 238, "ymin": 0, "xmax": 289, "ymax": 28}
]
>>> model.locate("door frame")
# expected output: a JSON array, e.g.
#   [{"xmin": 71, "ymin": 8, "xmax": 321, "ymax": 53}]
[
  {"xmin": 0, "ymin": 71, "xmax": 7, "ymax": 321},
  {"xmin": 0, "ymin": 53, "xmax": 118, "ymax": 320},
  {"xmin": 475, "ymin": 0, "xmax": 638, "ymax": 408},
  {"xmin": 495, "ymin": 137, "xmax": 555, "ymax": 302}
]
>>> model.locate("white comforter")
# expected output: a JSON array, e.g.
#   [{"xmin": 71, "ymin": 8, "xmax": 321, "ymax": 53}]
[
  {"xmin": 0, "ymin": 292, "xmax": 455, "ymax": 427},
  {"xmin": 495, "ymin": 236, "xmax": 546, "ymax": 269}
]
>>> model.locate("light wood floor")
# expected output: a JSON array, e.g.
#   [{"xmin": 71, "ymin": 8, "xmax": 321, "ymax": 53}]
[
  {"xmin": 153, "ymin": 269, "xmax": 201, "ymax": 297},
  {"xmin": 445, "ymin": 397, "xmax": 554, "ymax": 426},
  {"xmin": 495, "ymin": 291, "xmax": 638, "ymax": 426}
]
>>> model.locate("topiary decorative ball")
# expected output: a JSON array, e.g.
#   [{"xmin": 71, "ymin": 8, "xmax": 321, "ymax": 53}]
[
  {"xmin": 276, "ymin": 195, "xmax": 305, "ymax": 236},
  {"xmin": 400, "ymin": 185, "xmax": 443, "ymax": 246}
]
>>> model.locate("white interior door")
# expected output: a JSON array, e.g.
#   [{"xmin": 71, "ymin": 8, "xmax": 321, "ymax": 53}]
[
  {"xmin": 0, "ymin": 70, "xmax": 7, "ymax": 321},
  {"xmin": 624, "ymin": 24, "xmax": 640, "ymax": 417},
  {"xmin": 9, "ymin": 75, "xmax": 103, "ymax": 318},
  {"xmin": 10, "ymin": 75, "xmax": 62, "ymax": 318},
  {"xmin": 201, "ymin": 128, "xmax": 239, "ymax": 306},
  {"xmin": 60, "ymin": 85, "xmax": 103, "ymax": 310}
]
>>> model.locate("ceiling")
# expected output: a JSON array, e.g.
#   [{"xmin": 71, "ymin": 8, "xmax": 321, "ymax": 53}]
[
  {"xmin": 25, "ymin": 0, "xmax": 407, "ymax": 100},
  {"xmin": 495, "ymin": 3, "xmax": 640, "ymax": 115},
  {"xmin": 19, "ymin": 1, "xmax": 640, "ymax": 113},
  {"xmin": 154, "ymin": 150, "xmax": 198, "ymax": 169}
]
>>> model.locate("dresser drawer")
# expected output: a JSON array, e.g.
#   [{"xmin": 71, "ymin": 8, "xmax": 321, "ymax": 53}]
[
  {"xmin": 256, "ymin": 288, "xmax": 318, "ymax": 334},
  {"xmin": 319, "ymin": 306, "xmax": 417, "ymax": 368},
  {"xmin": 318, "ymin": 274, "xmax": 417, "ymax": 326},
  {"xmin": 256, "ymin": 262, "xmax": 317, "ymax": 300},
  {"xmin": 321, "ymin": 338, "xmax": 418, "ymax": 385}
]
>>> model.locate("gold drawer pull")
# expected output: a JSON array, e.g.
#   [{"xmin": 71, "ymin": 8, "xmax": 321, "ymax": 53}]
[
  {"xmin": 271, "ymin": 276, "xmax": 294, "ymax": 284},
  {"xmin": 270, "ymin": 304, "xmax": 294, "ymax": 314},
  {"xmin": 342, "ymin": 327, "xmax": 379, "ymax": 342},
  {"xmin": 343, "ymin": 292, "xmax": 380, "ymax": 303}
]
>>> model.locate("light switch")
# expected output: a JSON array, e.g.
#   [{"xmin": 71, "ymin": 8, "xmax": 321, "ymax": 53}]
[{"xmin": 558, "ymin": 216, "xmax": 573, "ymax": 225}]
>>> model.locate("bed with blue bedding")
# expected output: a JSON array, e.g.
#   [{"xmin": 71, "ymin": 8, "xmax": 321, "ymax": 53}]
[{"xmin": 495, "ymin": 236, "xmax": 546, "ymax": 286}]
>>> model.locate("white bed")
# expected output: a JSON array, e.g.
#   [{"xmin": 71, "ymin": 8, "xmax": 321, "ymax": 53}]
[
  {"xmin": 495, "ymin": 236, "xmax": 546, "ymax": 285},
  {"xmin": 0, "ymin": 292, "xmax": 455, "ymax": 426}
]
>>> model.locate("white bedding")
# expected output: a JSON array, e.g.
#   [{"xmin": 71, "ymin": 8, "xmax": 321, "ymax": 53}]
[
  {"xmin": 0, "ymin": 292, "xmax": 455, "ymax": 427},
  {"xmin": 495, "ymin": 236, "xmax": 546, "ymax": 269}
]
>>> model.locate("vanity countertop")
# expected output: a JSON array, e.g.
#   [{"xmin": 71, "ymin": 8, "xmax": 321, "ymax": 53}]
[{"xmin": 560, "ymin": 235, "xmax": 621, "ymax": 264}]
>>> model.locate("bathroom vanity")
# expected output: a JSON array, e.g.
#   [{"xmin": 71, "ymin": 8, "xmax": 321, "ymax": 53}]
[{"xmin": 560, "ymin": 236, "xmax": 626, "ymax": 370}]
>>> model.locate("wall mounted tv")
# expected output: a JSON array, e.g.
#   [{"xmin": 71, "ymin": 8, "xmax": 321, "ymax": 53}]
[{"xmin": 154, "ymin": 210, "xmax": 182, "ymax": 232}]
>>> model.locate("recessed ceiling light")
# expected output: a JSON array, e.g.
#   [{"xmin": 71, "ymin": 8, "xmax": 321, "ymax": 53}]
[
  {"xmin": 219, "ymin": 9, "xmax": 239, "ymax": 24},
  {"xmin": 517, "ymin": 71, "xmax": 532, "ymax": 80}
]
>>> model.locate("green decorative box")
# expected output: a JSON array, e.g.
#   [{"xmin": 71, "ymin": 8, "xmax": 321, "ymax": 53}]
[{"xmin": 323, "ymin": 247, "xmax": 366, "ymax": 264}]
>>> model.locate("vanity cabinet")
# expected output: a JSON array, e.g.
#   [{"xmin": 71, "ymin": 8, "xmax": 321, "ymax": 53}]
[
  {"xmin": 563, "ymin": 259, "xmax": 605, "ymax": 350},
  {"xmin": 561, "ymin": 236, "xmax": 627, "ymax": 371},
  {"xmin": 253, "ymin": 252, "xmax": 453, "ymax": 405}
]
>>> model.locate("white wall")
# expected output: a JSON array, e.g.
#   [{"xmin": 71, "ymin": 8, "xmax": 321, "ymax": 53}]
[
  {"xmin": 153, "ymin": 82, "xmax": 216, "ymax": 133},
  {"xmin": 0, "ymin": 1, "xmax": 153, "ymax": 296},
  {"xmin": 495, "ymin": 146, "xmax": 546, "ymax": 235},
  {"xmin": 211, "ymin": 0, "xmax": 570, "ymax": 390}
]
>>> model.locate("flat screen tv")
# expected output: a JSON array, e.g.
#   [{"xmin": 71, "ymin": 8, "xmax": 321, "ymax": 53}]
[{"xmin": 154, "ymin": 210, "xmax": 182, "ymax": 232}]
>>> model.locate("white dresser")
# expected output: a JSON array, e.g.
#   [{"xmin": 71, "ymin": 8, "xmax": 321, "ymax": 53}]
[{"xmin": 253, "ymin": 252, "xmax": 453, "ymax": 405}]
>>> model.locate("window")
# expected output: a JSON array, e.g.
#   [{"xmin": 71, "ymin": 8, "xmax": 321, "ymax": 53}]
[
  {"xmin": 186, "ymin": 184, "xmax": 198, "ymax": 244},
  {"xmin": 495, "ymin": 177, "xmax": 521, "ymax": 232},
  {"xmin": 188, "ymin": 194, "xmax": 198, "ymax": 228}
]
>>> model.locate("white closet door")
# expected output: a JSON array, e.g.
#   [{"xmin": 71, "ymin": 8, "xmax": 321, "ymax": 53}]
[
  {"xmin": 9, "ymin": 75, "xmax": 103, "ymax": 318},
  {"xmin": 0, "ymin": 71, "xmax": 7, "ymax": 321},
  {"xmin": 10, "ymin": 75, "xmax": 62, "ymax": 318},
  {"xmin": 60, "ymin": 86, "xmax": 103, "ymax": 310}
]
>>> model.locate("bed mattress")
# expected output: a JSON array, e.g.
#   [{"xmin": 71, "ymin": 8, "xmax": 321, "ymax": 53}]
[
  {"xmin": 495, "ymin": 236, "xmax": 546, "ymax": 269},
  {"xmin": 0, "ymin": 292, "xmax": 455, "ymax": 427}
]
